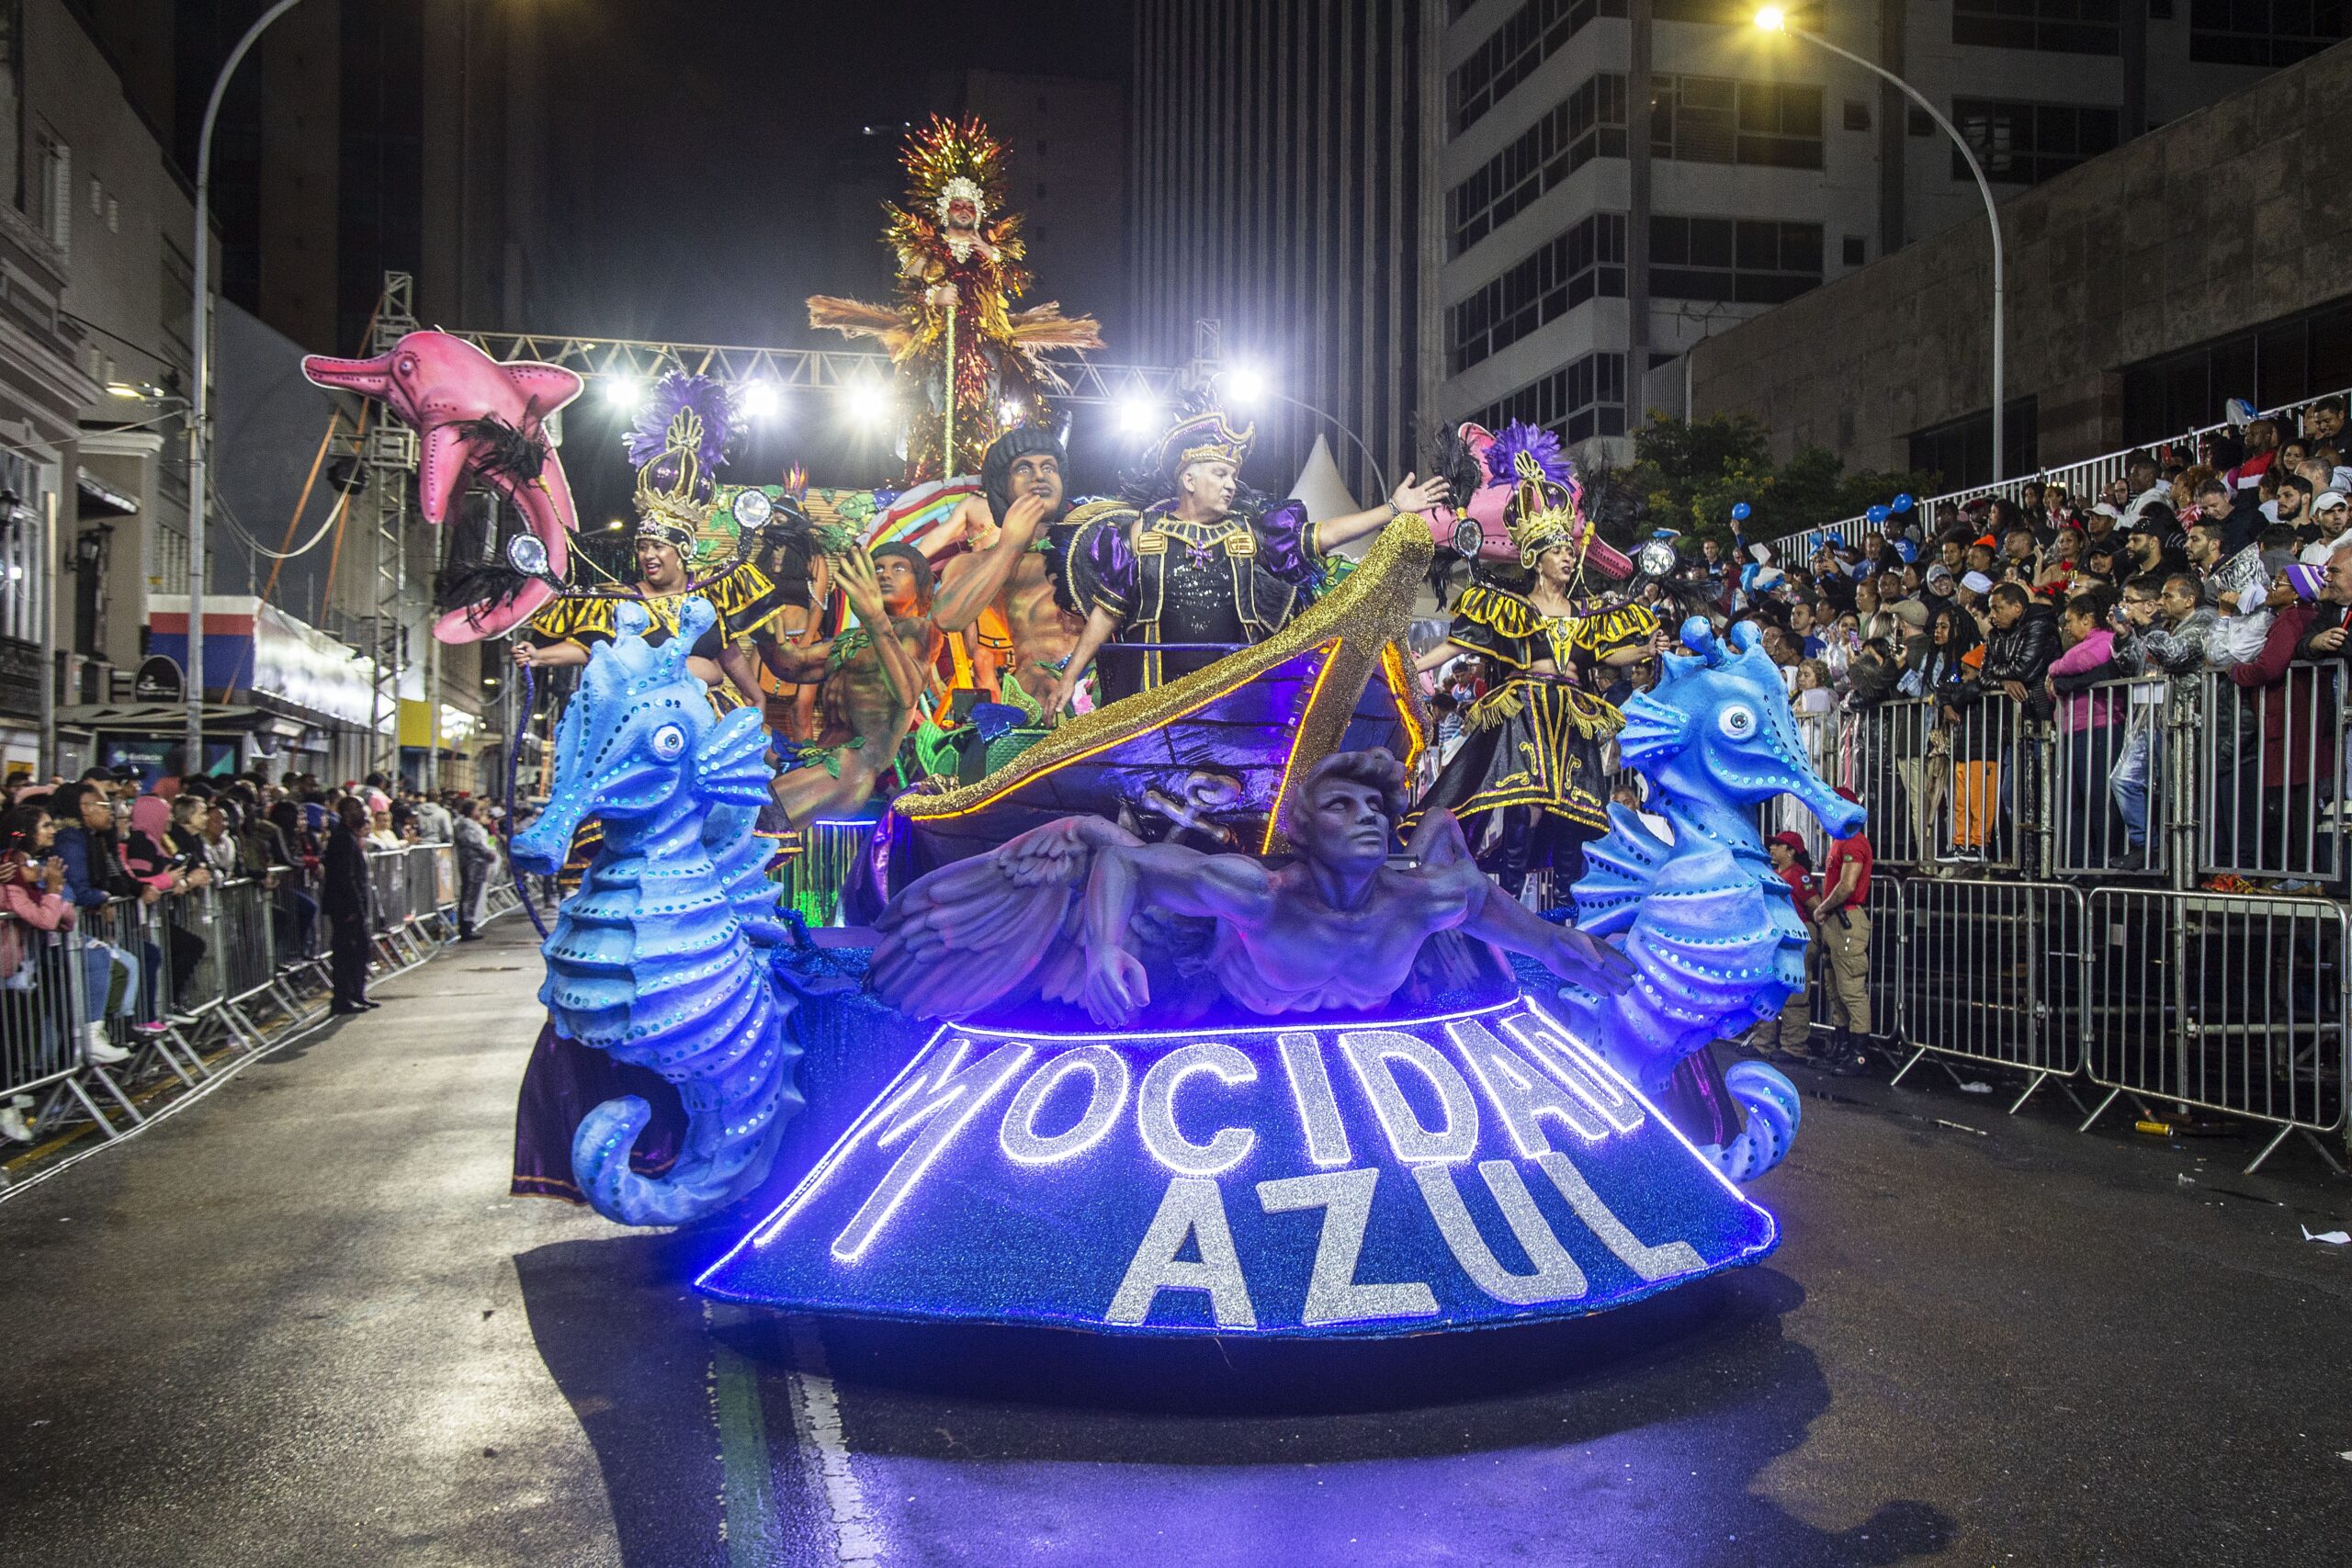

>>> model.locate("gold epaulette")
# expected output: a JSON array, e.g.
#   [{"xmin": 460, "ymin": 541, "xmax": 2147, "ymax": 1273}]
[{"xmin": 1456, "ymin": 583, "xmax": 1540, "ymax": 639}]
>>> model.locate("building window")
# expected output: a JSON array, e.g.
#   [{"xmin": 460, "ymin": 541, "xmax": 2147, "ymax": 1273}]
[
  {"xmin": 1842, "ymin": 234, "xmax": 1866, "ymax": 266},
  {"xmin": 1447, "ymin": 73, "xmax": 1627, "ymax": 256},
  {"xmin": 1651, "ymin": 74, "xmax": 1823, "ymax": 170},
  {"xmin": 1843, "ymin": 99, "xmax": 1871, "ymax": 131},
  {"xmin": 1448, "ymin": 0, "xmax": 1628, "ymax": 134},
  {"xmin": 1448, "ymin": 215, "xmax": 1627, "ymax": 374},
  {"xmin": 1952, "ymin": 0, "xmax": 2120, "ymax": 55},
  {"xmin": 2119, "ymin": 299, "xmax": 2352, "ymax": 446},
  {"xmin": 1952, "ymin": 98, "xmax": 2120, "ymax": 186},
  {"xmin": 1649, "ymin": 215, "xmax": 1823, "ymax": 305},
  {"xmin": 2188, "ymin": 1, "xmax": 2350, "ymax": 65},
  {"xmin": 1467, "ymin": 351, "xmax": 1629, "ymax": 445},
  {"xmin": 34, "ymin": 127, "xmax": 68, "ymax": 254},
  {"xmin": 1908, "ymin": 400, "xmax": 2041, "ymax": 490}
]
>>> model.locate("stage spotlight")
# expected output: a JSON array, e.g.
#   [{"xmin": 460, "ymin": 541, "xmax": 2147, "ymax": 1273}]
[
  {"xmin": 740, "ymin": 380, "xmax": 782, "ymax": 420},
  {"xmin": 602, "ymin": 375, "xmax": 645, "ymax": 411},
  {"xmin": 1221, "ymin": 364, "xmax": 1269, "ymax": 407},
  {"xmin": 1117, "ymin": 395, "xmax": 1160, "ymax": 434},
  {"xmin": 845, "ymin": 381, "xmax": 892, "ymax": 427}
]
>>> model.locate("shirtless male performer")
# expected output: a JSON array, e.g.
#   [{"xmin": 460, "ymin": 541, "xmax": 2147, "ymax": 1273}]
[{"xmin": 929, "ymin": 424, "xmax": 1080, "ymax": 708}]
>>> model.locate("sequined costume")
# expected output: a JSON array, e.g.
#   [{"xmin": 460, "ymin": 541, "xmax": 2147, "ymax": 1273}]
[
  {"xmin": 806, "ymin": 116, "xmax": 1102, "ymax": 481},
  {"xmin": 1061, "ymin": 401, "xmax": 1332, "ymax": 699},
  {"xmin": 1069, "ymin": 496, "xmax": 1329, "ymax": 697},
  {"xmin": 1406, "ymin": 585, "xmax": 1655, "ymax": 834}
]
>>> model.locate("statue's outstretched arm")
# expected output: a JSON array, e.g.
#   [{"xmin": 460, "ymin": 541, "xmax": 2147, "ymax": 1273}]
[
  {"xmin": 1454, "ymin": 863, "xmax": 1637, "ymax": 997},
  {"xmin": 1078, "ymin": 844, "xmax": 1272, "ymax": 1025}
]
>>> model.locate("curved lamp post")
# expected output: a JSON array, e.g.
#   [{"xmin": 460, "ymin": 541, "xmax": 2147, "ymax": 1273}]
[{"xmin": 1755, "ymin": 7, "xmax": 2005, "ymax": 483}]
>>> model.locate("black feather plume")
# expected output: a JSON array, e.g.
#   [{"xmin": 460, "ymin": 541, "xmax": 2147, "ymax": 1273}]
[
  {"xmin": 451, "ymin": 416, "xmax": 549, "ymax": 485},
  {"xmin": 434, "ymin": 558, "xmax": 538, "ymax": 625}
]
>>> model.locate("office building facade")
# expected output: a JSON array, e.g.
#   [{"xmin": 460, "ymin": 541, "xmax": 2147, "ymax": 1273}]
[{"xmin": 1432, "ymin": 1, "xmax": 2336, "ymax": 468}]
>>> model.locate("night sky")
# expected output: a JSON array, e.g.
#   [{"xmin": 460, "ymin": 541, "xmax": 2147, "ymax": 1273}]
[{"xmin": 527, "ymin": 0, "xmax": 1134, "ymax": 556}]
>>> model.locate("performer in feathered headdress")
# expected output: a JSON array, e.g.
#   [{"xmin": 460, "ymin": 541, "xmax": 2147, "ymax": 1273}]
[
  {"xmin": 514, "ymin": 374, "xmax": 814, "ymax": 711},
  {"xmin": 808, "ymin": 115, "xmax": 1103, "ymax": 482},
  {"xmin": 1038, "ymin": 394, "xmax": 1452, "ymax": 710},
  {"xmin": 1402, "ymin": 421, "xmax": 1657, "ymax": 897}
]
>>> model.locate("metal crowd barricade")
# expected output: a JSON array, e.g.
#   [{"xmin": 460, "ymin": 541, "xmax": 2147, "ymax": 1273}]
[
  {"xmin": 0, "ymin": 913, "xmax": 130, "ymax": 1144},
  {"xmin": 366, "ymin": 848, "xmax": 429, "ymax": 969},
  {"xmin": 78, "ymin": 894, "xmax": 208, "ymax": 1090},
  {"xmin": 2047, "ymin": 673, "xmax": 2157, "ymax": 877},
  {"xmin": 2195, "ymin": 665, "xmax": 2345, "ymax": 886},
  {"xmin": 2083, "ymin": 887, "xmax": 2347, "ymax": 1174},
  {"xmin": 405, "ymin": 848, "xmax": 445, "ymax": 940},
  {"xmin": 1888, "ymin": 877, "xmax": 2087, "ymax": 1112},
  {"xmin": 1846, "ymin": 697, "xmax": 2030, "ymax": 873},
  {"xmin": 1796, "ymin": 874, "xmax": 1902, "ymax": 1051}
]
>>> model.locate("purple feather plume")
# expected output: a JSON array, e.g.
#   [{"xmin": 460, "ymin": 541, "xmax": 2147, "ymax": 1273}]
[
  {"xmin": 1481, "ymin": 420, "xmax": 1572, "ymax": 490},
  {"xmin": 624, "ymin": 374, "xmax": 734, "ymax": 497}
]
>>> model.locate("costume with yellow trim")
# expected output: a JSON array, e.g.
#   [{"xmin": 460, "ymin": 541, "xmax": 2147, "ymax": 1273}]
[
  {"xmin": 524, "ymin": 378, "xmax": 809, "ymax": 682},
  {"xmin": 1403, "ymin": 450, "xmax": 1653, "ymax": 863},
  {"xmin": 1065, "ymin": 405, "xmax": 1331, "ymax": 700}
]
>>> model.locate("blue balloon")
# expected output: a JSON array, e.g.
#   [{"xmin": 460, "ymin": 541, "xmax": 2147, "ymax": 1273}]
[
  {"xmin": 1730, "ymin": 502, "xmax": 1751, "ymax": 522},
  {"xmin": 1867, "ymin": 504, "xmax": 1890, "ymax": 524},
  {"xmin": 1892, "ymin": 492, "xmax": 1915, "ymax": 513}
]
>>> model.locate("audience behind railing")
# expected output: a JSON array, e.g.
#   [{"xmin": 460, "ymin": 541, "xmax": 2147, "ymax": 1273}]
[{"xmin": 0, "ymin": 767, "xmax": 509, "ymax": 1150}]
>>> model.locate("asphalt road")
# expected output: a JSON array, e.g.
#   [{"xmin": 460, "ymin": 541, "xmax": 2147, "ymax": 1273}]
[{"xmin": 4, "ymin": 916, "xmax": 2349, "ymax": 1567}]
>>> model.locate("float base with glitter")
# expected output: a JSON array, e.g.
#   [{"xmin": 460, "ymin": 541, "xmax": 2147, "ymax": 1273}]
[{"xmin": 695, "ymin": 995, "xmax": 1776, "ymax": 1338}]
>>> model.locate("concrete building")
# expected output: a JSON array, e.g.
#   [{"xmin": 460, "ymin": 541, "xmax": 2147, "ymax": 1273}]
[
  {"xmin": 1688, "ymin": 36, "xmax": 2352, "ymax": 490},
  {"xmin": 1431, "ymin": 1, "xmax": 2342, "ymax": 471},
  {"xmin": 1127, "ymin": 0, "xmax": 1427, "ymax": 503}
]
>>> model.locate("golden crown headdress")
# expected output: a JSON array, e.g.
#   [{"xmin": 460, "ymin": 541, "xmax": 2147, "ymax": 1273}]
[
  {"xmin": 1507, "ymin": 450, "xmax": 1588, "ymax": 570},
  {"xmin": 626, "ymin": 375, "xmax": 731, "ymax": 553}
]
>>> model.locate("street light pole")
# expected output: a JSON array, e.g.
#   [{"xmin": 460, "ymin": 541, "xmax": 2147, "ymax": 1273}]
[
  {"xmin": 1758, "ymin": 9, "xmax": 2005, "ymax": 483},
  {"xmin": 188, "ymin": 0, "xmax": 309, "ymax": 778}
]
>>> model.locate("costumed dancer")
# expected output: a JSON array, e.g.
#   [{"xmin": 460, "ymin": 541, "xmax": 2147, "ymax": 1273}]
[
  {"xmin": 759, "ymin": 545, "xmax": 938, "ymax": 832},
  {"xmin": 1405, "ymin": 424, "xmax": 1656, "ymax": 898},
  {"xmin": 513, "ymin": 375, "xmax": 812, "ymax": 709},
  {"xmin": 1044, "ymin": 398, "xmax": 1450, "ymax": 713},
  {"xmin": 930, "ymin": 423, "xmax": 1085, "ymax": 717},
  {"xmin": 808, "ymin": 115, "xmax": 1102, "ymax": 482}
]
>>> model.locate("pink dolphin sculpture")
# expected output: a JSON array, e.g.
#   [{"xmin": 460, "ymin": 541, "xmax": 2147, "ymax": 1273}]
[
  {"xmin": 302, "ymin": 330, "xmax": 583, "ymax": 643},
  {"xmin": 1426, "ymin": 420, "xmax": 1634, "ymax": 581}
]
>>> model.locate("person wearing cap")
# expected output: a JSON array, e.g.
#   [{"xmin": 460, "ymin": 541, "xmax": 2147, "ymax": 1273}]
[
  {"xmin": 2311, "ymin": 489, "xmax": 2348, "ymax": 539},
  {"xmin": 1811, "ymin": 785, "xmax": 1874, "ymax": 1073},
  {"xmin": 1758, "ymin": 832, "xmax": 1818, "ymax": 1065}
]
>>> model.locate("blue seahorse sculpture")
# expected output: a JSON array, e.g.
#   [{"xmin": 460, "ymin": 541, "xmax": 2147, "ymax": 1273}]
[
  {"xmin": 1555, "ymin": 617, "xmax": 1864, "ymax": 1182},
  {"xmin": 510, "ymin": 597, "xmax": 805, "ymax": 1225}
]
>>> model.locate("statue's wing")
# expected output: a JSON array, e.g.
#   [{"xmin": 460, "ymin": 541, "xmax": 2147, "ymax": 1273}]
[{"xmin": 867, "ymin": 817, "xmax": 1143, "ymax": 1021}]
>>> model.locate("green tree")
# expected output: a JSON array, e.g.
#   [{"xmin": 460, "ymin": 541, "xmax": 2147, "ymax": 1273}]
[{"xmin": 1620, "ymin": 412, "xmax": 1934, "ymax": 553}]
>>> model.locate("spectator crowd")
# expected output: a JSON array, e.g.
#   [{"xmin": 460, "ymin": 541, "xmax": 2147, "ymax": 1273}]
[{"xmin": 1, "ymin": 768, "xmax": 510, "ymax": 1146}]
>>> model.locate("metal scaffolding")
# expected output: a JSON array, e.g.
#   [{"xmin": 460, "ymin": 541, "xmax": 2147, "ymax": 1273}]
[{"xmin": 364, "ymin": 272, "xmax": 420, "ymax": 784}]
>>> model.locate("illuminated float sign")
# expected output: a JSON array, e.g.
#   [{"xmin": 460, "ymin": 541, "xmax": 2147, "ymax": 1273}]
[{"xmin": 699, "ymin": 998, "xmax": 1777, "ymax": 1337}]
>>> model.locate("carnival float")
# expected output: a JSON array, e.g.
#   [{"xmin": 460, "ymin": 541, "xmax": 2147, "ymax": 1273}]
[{"xmin": 300, "ymin": 115, "xmax": 1851, "ymax": 1341}]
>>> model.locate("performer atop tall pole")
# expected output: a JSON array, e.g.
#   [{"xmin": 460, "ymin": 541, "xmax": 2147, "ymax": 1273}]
[
  {"xmin": 1043, "ymin": 398, "xmax": 1450, "ymax": 712},
  {"xmin": 808, "ymin": 115, "xmax": 1102, "ymax": 482}
]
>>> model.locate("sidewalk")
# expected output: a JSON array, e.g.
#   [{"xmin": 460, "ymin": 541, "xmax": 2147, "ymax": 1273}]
[{"xmin": 0, "ymin": 918, "xmax": 650, "ymax": 1568}]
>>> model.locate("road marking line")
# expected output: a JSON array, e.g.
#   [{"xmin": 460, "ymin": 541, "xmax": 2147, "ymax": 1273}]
[
  {"xmin": 784, "ymin": 1314, "xmax": 880, "ymax": 1565},
  {"xmin": 707, "ymin": 1302, "xmax": 781, "ymax": 1568}
]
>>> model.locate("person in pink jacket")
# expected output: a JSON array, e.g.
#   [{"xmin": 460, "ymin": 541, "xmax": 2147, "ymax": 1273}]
[
  {"xmin": 2045, "ymin": 592, "xmax": 2123, "ymax": 867},
  {"xmin": 0, "ymin": 805, "xmax": 134, "ymax": 1088}
]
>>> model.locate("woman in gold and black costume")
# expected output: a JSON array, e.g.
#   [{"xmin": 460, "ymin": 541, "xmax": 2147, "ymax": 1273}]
[{"xmin": 1404, "ymin": 451, "xmax": 1656, "ymax": 898}]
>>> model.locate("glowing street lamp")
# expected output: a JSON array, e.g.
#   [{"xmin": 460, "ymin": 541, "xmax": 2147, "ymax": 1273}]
[{"xmin": 1755, "ymin": 7, "xmax": 2006, "ymax": 481}]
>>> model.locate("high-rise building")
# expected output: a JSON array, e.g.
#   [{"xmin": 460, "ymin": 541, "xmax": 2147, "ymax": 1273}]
[
  {"xmin": 1127, "ymin": 0, "xmax": 1427, "ymax": 505},
  {"xmin": 1433, "ymin": 1, "xmax": 2342, "ymax": 468}
]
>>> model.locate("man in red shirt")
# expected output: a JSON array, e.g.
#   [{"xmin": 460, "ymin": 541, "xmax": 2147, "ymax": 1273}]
[
  {"xmin": 1762, "ymin": 831, "xmax": 1817, "ymax": 1064},
  {"xmin": 1812, "ymin": 786, "xmax": 1874, "ymax": 1074}
]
